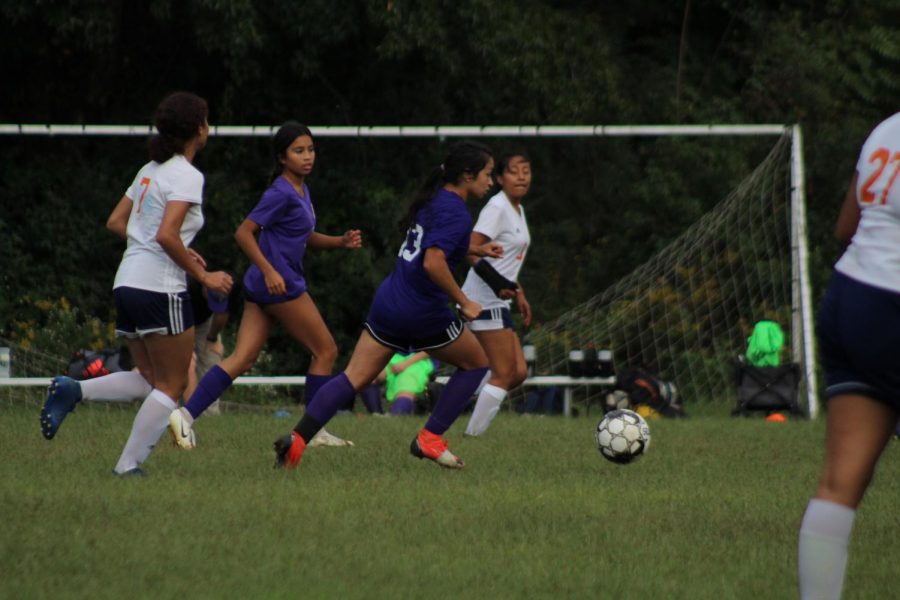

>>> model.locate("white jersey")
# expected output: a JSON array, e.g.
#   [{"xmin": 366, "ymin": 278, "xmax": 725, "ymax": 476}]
[
  {"xmin": 113, "ymin": 154, "xmax": 204, "ymax": 293},
  {"xmin": 835, "ymin": 112, "xmax": 900, "ymax": 293},
  {"xmin": 461, "ymin": 190, "xmax": 531, "ymax": 309}
]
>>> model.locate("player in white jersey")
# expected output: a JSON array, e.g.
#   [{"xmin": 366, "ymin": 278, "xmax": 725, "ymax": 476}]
[
  {"xmin": 798, "ymin": 113, "xmax": 900, "ymax": 599},
  {"xmin": 40, "ymin": 92, "xmax": 233, "ymax": 476},
  {"xmin": 462, "ymin": 152, "xmax": 533, "ymax": 436}
]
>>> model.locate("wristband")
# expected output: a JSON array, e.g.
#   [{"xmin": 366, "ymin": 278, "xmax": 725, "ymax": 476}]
[
  {"xmin": 206, "ymin": 335, "xmax": 218, "ymax": 342},
  {"xmin": 473, "ymin": 259, "xmax": 518, "ymax": 297}
]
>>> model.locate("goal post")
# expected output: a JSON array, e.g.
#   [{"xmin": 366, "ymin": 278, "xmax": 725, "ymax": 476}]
[{"xmin": 0, "ymin": 122, "xmax": 817, "ymax": 416}]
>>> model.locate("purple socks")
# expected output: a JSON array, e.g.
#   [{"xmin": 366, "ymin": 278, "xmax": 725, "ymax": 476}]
[
  {"xmin": 304, "ymin": 372, "xmax": 356, "ymax": 426},
  {"xmin": 361, "ymin": 384, "xmax": 383, "ymax": 414},
  {"xmin": 184, "ymin": 365, "xmax": 233, "ymax": 419},
  {"xmin": 305, "ymin": 374, "xmax": 332, "ymax": 405},
  {"xmin": 390, "ymin": 396, "xmax": 415, "ymax": 415},
  {"xmin": 425, "ymin": 367, "xmax": 488, "ymax": 435}
]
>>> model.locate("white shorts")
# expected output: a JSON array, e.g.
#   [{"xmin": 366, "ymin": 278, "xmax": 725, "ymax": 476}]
[{"xmin": 467, "ymin": 307, "xmax": 513, "ymax": 332}]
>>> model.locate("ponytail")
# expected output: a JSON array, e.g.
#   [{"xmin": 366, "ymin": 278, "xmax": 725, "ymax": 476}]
[{"xmin": 399, "ymin": 141, "xmax": 493, "ymax": 233}]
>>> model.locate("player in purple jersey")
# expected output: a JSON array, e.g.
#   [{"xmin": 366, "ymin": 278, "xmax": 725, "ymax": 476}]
[
  {"xmin": 273, "ymin": 141, "xmax": 502, "ymax": 469},
  {"xmin": 168, "ymin": 122, "xmax": 361, "ymax": 449},
  {"xmin": 798, "ymin": 113, "xmax": 900, "ymax": 599}
]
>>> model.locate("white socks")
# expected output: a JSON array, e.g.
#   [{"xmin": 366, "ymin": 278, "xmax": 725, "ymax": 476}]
[
  {"xmin": 465, "ymin": 383, "xmax": 507, "ymax": 436},
  {"xmin": 80, "ymin": 371, "xmax": 152, "ymax": 402},
  {"xmin": 113, "ymin": 389, "xmax": 177, "ymax": 474},
  {"xmin": 798, "ymin": 498, "xmax": 856, "ymax": 600}
]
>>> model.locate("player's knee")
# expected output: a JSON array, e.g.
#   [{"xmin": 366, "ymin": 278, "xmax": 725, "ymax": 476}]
[
  {"xmin": 490, "ymin": 364, "xmax": 520, "ymax": 389},
  {"xmin": 817, "ymin": 471, "xmax": 871, "ymax": 508},
  {"xmin": 138, "ymin": 368, "xmax": 155, "ymax": 388},
  {"xmin": 512, "ymin": 364, "xmax": 528, "ymax": 388},
  {"xmin": 226, "ymin": 351, "xmax": 259, "ymax": 376},
  {"xmin": 314, "ymin": 341, "xmax": 339, "ymax": 368}
]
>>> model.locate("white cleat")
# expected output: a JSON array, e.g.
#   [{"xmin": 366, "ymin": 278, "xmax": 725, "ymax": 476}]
[
  {"xmin": 168, "ymin": 408, "xmax": 197, "ymax": 449},
  {"xmin": 307, "ymin": 428, "xmax": 354, "ymax": 448}
]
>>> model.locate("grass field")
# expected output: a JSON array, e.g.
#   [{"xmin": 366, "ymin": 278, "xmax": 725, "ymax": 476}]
[{"xmin": 1, "ymin": 399, "xmax": 897, "ymax": 599}]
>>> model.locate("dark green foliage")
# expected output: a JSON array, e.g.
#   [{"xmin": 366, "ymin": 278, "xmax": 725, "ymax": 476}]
[{"xmin": 1, "ymin": 0, "xmax": 899, "ymax": 372}]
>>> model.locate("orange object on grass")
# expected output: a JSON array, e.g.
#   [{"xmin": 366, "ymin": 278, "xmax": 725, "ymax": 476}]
[{"xmin": 766, "ymin": 413, "xmax": 787, "ymax": 422}]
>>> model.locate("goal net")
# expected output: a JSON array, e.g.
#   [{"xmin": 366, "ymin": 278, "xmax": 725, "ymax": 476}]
[
  {"xmin": 0, "ymin": 123, "xmax": 816, "ymax": 416},
  {"xmin": 523, "ymin": 132, "xmax": 815, "ymax": 414}
]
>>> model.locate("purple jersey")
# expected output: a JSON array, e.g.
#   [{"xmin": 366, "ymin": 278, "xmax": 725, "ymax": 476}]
[
  {"xmin": 367, "ymin": 188, "xmax": 472, "ymax": 336},
  {"xmin": 242, "ymin": 176, "xmax": 316, "ymax": 304}
]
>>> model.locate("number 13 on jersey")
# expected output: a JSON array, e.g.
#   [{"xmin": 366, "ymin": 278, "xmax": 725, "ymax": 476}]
[{"xmin": 399, "ymin": 224, "xmax": 424, "ymax": 261}]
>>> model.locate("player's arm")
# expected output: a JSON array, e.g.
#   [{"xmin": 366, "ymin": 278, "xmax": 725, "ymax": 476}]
[
  {"xmin": 391, "ymin": 351, "xmax": 430, "ymax": 374},
  {"xmin": 234, "ymin": 218, "xmax": 286, "ymax": 296},
  {"xmin": 515, "ymin": 283, "xmax": 532, "ymax": 326},
  {"xmin": 156, "ymin": 201, "xmax": 232, "ymax": 295},
  {"xmin": 206, "ymin": 312, "xmax": 229, "ymax": 341},
  {"xmin": 106, "ymin": 195, "xmax": 133, "ymax": 240},
  {"xmin": 307, "ymin": 230, "xmax": 362, "ymax": 250},
  {"xmin": 834, "ymin": 172, "xmax": 860, "ymax": 245},
  {"xmin": 422, "ymin": 246, "xmax": 481, "ymax": 320},
  {"xmin": 203, "ymin": 311, "xmax": 229, "ymax": 354},
  {"xmin": 466, "ymin": 231, "xmax": 503, "ymax": 263}
]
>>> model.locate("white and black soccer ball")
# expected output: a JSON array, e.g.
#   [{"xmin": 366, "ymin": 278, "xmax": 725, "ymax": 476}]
[{"xmin": 595, "ymin": 408, "xmax": 651, "ymax": 464}]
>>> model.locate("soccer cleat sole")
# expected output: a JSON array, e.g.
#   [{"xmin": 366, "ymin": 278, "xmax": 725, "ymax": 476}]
[{"xmin": 40, "ymin": 376, "xmax": 82, "ymax": 440}]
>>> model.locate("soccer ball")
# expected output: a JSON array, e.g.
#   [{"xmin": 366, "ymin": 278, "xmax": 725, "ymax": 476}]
[{"xmin": 595, "ymin": 408, "xmax": 651, "ymax": 464}]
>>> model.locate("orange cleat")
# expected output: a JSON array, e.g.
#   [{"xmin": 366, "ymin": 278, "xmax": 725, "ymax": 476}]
[
  {"xmin": 410, "ymin": 429, "xmax": 464, "ymax": 469},
  {"xmin": 273, "ymin": 432, "xmax": 306, "ymax": 469}
]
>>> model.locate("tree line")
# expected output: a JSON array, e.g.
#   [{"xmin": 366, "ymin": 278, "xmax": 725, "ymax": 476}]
[{"xmin": 1, "ymin": 0, "xmax": 898, "ymax": 374}]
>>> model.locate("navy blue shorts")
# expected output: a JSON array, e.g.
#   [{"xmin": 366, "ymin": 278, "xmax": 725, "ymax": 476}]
[
  {"xmin": 114, "ymin": 287, "xmax": 194, "ymax": 338},
  {"xmin": 364, "ymin": 317, "xmax": 464, "ymax": 353},
  {"xmin": 468, "ymin": 307, "xmax": 513, "ymax": 332},
  {"xmin": 817, "ymin": 271, "xmax": 900, "ymax": 409}
]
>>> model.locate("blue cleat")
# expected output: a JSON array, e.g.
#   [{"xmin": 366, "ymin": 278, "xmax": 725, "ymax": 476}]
[{"xmin": 40, "ymin": 376, "xmax": 82, "ymax": 440}]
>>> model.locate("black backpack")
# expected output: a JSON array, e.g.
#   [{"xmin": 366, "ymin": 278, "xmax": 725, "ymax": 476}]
[
  {"xmin": 610, "ymin": 366, "xmax": 685, "ymax": 418},
  {"xmin": 66, "ymin": 348, "xmax": 132, "ymax": 380}
]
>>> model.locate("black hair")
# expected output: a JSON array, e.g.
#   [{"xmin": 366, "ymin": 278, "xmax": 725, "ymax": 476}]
[
  {"xmin": 148, "ymin": 92, "xmax": 208, "ymax": 163},
  {"xmin": 399, "ymin": 141, "xmax": 493, "ymax": 233},
  {"xmin": 271, "ymin": 121, "xmax": 314, "ymax": 181},
  {"xmin": 494, "ymin": 150, "xmax": 531, "ymax": 179}
]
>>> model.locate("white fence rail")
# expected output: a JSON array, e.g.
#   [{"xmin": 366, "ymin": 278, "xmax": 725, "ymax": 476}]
[{"xmin": 0, "ymin": 375, "xmax": 615, "ymax": 417}]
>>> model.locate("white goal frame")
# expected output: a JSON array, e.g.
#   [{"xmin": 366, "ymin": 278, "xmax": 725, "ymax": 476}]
[{"xmin": 0, "ymin": 122, "xmax": 818, "ymax": 417}]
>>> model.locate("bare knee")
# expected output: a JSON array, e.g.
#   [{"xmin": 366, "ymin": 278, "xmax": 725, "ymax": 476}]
[
  {"xmin": 311, "ymin": 340, "xmax": 339, "ymax": 370},
  {"xmin": 155, "ymin": 378, "xmax": 187, "ymax": 402},
  {"xmin": 512, "ymin": 363, "xmax": 528, "ymax": 388},
  {"xmin": 137, "ymin": 368, "xmax": 155, "ymax": 388},
  {"xmin": 816, "ymin": 470, "xmax": 873, "ymax": 509},
  {"xmin": 489, "ymin": 364, "xmax": 524, "ymax": 389},
  {"xmin": 222, "ymin": 351, "xmax": 260, "ymax": 377}
]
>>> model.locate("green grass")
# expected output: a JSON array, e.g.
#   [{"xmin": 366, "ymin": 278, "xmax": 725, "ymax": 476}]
[{"xmin": 1, "ymin": 401, "xmax": 897, "ymax": 599}]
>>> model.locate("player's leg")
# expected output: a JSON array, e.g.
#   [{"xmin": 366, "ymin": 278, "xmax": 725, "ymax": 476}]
[
  {"xmin": 798, "ymin": 394, "xmax": 897, "ymax": 599},
  {"xmin": 411, "ymin": 329, "xmax": 489, "ymax": 468},
  {"xmin": 466, "ymin": 327, "xmax": 527, "ymax": 436},
  {"xmin": 269, "ymin": 293, "xmax": 357, "ymax": 447},
  {"xmin": 190, "ymin": 316, "xmax": 224, "ymax": 414},
  {"xmin": 113, "ymin": 328, "xmax": 194, "ymax": 474},
  {"xmin": 181, "ymin": 302, "xmax": 273, "ymax": 420},
  {"xmin": 41, "ymin": 338, "xmax": 155, "ymax": 440},
  {"xmin": 275, "ymin": 330, "xmax": 393, "ymax": 468},
  {"xmin": 267, "ymin": 293, "xmax": 338, "ymax": 401}
]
